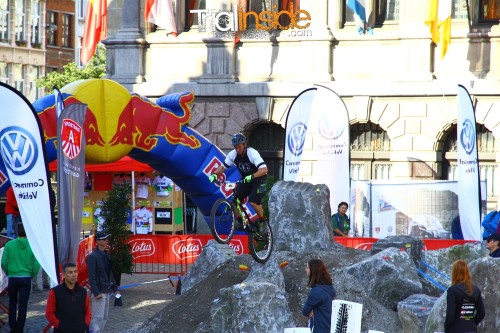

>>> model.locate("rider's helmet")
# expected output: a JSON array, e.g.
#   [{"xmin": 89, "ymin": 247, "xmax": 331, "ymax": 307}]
[{"xmin": 231, "ymin": 133, "xmax": 246, "ymax": 146}]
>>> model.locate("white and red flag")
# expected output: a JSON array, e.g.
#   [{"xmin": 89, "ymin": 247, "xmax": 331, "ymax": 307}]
[{"xmin": 145, "ymin": 0, "xmax": 177, "ymax": 35}]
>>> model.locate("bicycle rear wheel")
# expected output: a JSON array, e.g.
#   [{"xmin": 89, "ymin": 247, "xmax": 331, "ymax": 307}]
[
  {"xmin": 210, "ymin": 198, "xmax": 236, "ymax": 244},
  {"xmin": 248, "ymin": 223, "xmax": 273, "ymax": 263}
]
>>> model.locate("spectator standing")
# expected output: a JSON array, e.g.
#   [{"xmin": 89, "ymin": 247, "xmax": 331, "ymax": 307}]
[
  {"xmin": 450, "ymin": 215, "xmax": 464, "ymax": 240},
  {"xmin": 332, "ymin": 202, "xmax": 350, "ymax": 237},
  {"xmin": 1, "ymin": 223, "xmax": 40, "ymax": 332},
  {"xmin": 5, "ymin": 187, "xmax": 20, "ymax": 238},
  {"xmin": 485, "ymin": 233, "xmax": 500, "ymax": 258},
  {"xmin": 46, "ymin": 262, "xmax": 91, "ymax": 333},
  {"xmin": 302, "ymin": 259, "xmax": 336, "ymax": 333},
  {"xmin": 445, "ymin": 260, "xmax": 485, "ymax": 333},
  {"xmin": 86, "ymin": 231, "xmax": 119, "ymax": 333}
]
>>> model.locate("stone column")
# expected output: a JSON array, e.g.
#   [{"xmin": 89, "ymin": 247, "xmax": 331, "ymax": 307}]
[{"xmin": 104, "ymin": 0, "xmax": 147, "ymax": 88}]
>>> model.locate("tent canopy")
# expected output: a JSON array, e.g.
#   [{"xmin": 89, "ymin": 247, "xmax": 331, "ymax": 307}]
[{"xmin": 49, "ymin": 156, "xmax": 154, "ymax": 173}]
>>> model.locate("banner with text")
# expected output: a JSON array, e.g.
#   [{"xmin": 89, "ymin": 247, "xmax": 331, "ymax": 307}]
[
  {"xmin": 283, "ymin": 88, "xmax": 315, "ymax": 181},
  {"xmin": 57, "ymin": 103, "xmax": 87, "ymax": 265},
  {"xmin": 0, "ymin": 83, "xmax": 58, "ymax": 284},
  {"xmin": 300, "ymin": 86, "xmax": 350, "ymax": 211},
  {"xmin": 456, "ymin": 85, "xmax": 481, "ymax": 240}
]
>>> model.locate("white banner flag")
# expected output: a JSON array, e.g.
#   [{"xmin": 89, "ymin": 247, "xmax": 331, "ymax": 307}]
[
  {"xmin": 291, "ymin": 86, "xmax": 350, "ymax": 213},
  {"xmin": 283, "ymin": 88, "xmax": 315, "ymax": 181},
  {"xmin": 0, "ymin": 83, "xmax": 59, "ymax": 284},
  {"xmin": 456, "ymin": 85, "xmax": 481, "ymax": 240}
]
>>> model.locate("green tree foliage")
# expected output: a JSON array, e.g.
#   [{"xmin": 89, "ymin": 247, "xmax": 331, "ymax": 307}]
[
  {"xmin": 36, "ymin": 44, "xmax": 106, "ymax": 93},
  {"xmin": 99, "ymin": 185, "xmax": 134, "ymax": 275}
]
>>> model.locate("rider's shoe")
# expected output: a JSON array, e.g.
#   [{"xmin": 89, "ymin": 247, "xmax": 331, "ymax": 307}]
[{"xmin": 258, "ymin": 219, "xmax": 268, "ymax": 237}]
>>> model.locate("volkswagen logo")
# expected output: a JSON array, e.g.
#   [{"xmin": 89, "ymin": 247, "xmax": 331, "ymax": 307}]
[
  {"xmin": 318, "ymin": 114, "xmax": 344, "ymax": 140},
  {"xmin": 288, "ymin": 122, "xmax": 307, "ymax": 156},
  {"xmin": 460, "ymin": 119, "xmax": 476, "ymax": 155},
  {"xmin": 0, "ymin": 127, "xmax": 38, "ymax": 175}
]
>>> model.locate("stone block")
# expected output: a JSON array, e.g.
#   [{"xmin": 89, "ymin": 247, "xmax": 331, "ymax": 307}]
[
  {"xmin": 206, "ymin": 103, "xmax": 230, "ymax": 117},
  {"xmin": 405, "ymin": 119, "xmax": 421, "ymax": 135}
]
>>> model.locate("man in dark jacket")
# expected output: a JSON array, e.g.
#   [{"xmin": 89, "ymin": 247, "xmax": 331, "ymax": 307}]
[
  {"xmin": 45, "ymin": 262, "xmax": 90, "ymax": 332},
  {"xmin": 86, "ymin": 231, "xmax": 119, "ymax": 333}
]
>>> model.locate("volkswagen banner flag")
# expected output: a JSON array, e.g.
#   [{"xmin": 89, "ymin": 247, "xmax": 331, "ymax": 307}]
[
  {"xmin": 456, "ymin": 85, "xmax": 481, "ymax": 240},
  {"xmin": 0, "ymin": 82, "xmax": 59, "ymax": 284}
]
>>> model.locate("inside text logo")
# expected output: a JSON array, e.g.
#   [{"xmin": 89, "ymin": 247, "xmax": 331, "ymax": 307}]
[{"xmin": 191, "ymin": 2, "xmax": 312, "ymax": 38}]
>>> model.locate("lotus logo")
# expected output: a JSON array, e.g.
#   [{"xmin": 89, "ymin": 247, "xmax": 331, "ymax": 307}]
[
  {"xmin": 460, "ymin": 119, "xmax": 476, "ymax": 155},
  {"xmin": 318, "ymin": 114, "xmax": 343, "ymax": 140},
  {"xmin": 354, "ymin": 242, "xmax": 374, "ymax": 250},
  {"xmin": 228, "ymin": 239, "xmax": 244, "ymax": 255},
  {"xmin": 129, "ymin": 239, "xmax": 156, "ymax": 259},
  {"xmin": 288, "ymin": 122, "xmax": 307, "ymax": 156},
  {"xmin": 172, "ymin": 239, "xmax": 203, "ymax": 260},
  {"xmin": 0, "ymin": 127, "xmax": 38, "ymax": 175}
]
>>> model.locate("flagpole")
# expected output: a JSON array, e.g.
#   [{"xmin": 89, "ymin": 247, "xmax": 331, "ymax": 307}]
[
  {"xmin": 52, "ymin": 87, "xmax": 64, "ymax": 282},
  {"xmin": 465, "ymin": 0, "xmax": 472, "ymax": 31}
]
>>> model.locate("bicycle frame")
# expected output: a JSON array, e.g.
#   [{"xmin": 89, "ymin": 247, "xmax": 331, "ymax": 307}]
[
  {"xmin": 224, "ymin": 182, "xmax": 253, "ymax": 229},
  {"xmin": 210, "ymin": 179, "xmax": 273, "ymax": 263}
]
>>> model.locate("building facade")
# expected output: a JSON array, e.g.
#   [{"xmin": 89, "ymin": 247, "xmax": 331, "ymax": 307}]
[
  {"xmin": 0, "ymin": 0, "xmax": 80, "ymax": 100},
  {"xmin": 104, "ymin": 0, "xmax": 500, "ymax": 210},
  {"xmin": 46, "ymin": 0, "xmax": 76, "ymax": 72},
  {"xmin": 0, "ymin": 0, "xmax": 46, "ymax": 101}
]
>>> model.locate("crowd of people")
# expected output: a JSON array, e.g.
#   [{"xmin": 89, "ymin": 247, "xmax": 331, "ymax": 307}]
[
  {"xmin": 1, "ymin": 131, "xmax": 498, "ymax": 333},
  {"xmin": 1, "ymin": 228, "xmax": 117, "ymax": 333}
]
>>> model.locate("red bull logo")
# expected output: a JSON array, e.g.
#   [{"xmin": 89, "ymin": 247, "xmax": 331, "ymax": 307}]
[
  {"xmin": 38, "ymin": 96, "xmax": 105, "ymax": 148},
  {"xmin": 35, "ymin": 79, "xmax": 205, "ymax": 164},
  {"xmin": 110, "ymin": 92, "xmax": 201, "ymax": 151}
]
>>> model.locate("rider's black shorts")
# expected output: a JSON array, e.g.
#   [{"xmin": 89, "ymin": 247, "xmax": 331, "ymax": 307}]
[{"xmin": 234, "ymin": 177, "xmax": 267, "ymax": 205}]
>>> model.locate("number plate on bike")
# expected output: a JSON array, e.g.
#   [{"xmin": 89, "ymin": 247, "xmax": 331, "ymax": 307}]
[{"xmin": 225, "ymin": 183, "xmax": 237, "ymax": 190}]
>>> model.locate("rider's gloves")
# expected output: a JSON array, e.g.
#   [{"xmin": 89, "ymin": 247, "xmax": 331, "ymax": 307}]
[
  {"xmin": 244, "ymin": 174, "xmax": 253, "ymax": 183},
  {"xmin": 209, "ymin": 174, "xmax": 218, "ymax": 183}
]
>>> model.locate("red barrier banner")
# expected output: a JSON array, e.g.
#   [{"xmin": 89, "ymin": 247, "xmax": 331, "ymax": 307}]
[
  {"xmin": 77, "ymin": 236, "xmax": 95, "ymax": 286},
  {"xmin": 335, "ymin": 237, "xmax": 479, "ymax": 251},
  {"xmin": 128, "ymin": 234, "xmax": 249, "ymax": 264},
  {"xmin": 76, "ymin": 234, "xmax": 250, "ymax": 283},
  {"xmin": 334, "ymin": 237, "xmax": 379, "ymax": 250}
]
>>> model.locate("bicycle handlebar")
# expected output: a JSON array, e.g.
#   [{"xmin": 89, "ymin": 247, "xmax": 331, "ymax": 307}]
[{"xmin": 212, "ymin": 179, "xmax": 244, "ymax": 189}]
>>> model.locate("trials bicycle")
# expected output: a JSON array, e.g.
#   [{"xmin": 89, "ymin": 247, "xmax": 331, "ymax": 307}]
[{"xmin": 210, "ymin": 180, "xmax": 273, "ymax": 263}]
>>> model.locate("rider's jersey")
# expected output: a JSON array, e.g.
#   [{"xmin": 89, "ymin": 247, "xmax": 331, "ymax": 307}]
[{"xmin": 223, "ymin": 147, "xmax": 267, "ymax": 178}]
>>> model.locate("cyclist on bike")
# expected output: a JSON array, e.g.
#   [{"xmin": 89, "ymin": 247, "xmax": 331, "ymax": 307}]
[{"xmin": 209, "ymin": 133, "xmax": 269, "ymax": 236}]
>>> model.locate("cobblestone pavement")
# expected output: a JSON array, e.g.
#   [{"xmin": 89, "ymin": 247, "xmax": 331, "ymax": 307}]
[{"xmin": 0, "ymin": 273, "xmax": 178, "ymax": 332}]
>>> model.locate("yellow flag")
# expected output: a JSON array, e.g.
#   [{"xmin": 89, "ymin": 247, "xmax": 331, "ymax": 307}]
[{"xmin": 424, "ymin": 0, "xmax": 451, "ymax": 59}]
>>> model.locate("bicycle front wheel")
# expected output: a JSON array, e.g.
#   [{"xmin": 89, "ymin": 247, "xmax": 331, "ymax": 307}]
[
  {"xmin": 248, "ymin": 223, "xmax": 273, "ymax": 263},
  {"xmin": 210, "ymin": 198, "xmax": 236, "ymax": 244}
]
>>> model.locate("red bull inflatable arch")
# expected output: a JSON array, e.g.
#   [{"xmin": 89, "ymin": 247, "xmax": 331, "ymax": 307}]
[{"xmin": 0, "ymin": 79, "xmax": 242, "ymax": 225}]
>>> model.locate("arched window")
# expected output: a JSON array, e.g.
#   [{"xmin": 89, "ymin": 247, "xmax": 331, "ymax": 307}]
[
  {"xmin": 350, "ymin": 122, "xmax": 391, "ymax": 180},
  {"xmin": 248, "ymin": 122, "xmax": 284, "ymax": 180},
  {"xmin": 442, "ymin": 124, "xmax": 498, "ymax": 209}
]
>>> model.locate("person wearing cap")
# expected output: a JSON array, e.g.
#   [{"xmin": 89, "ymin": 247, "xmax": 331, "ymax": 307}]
[
  {"xmin": 485, "ymin": 233, "xmax": 500, "ymax": 258},
  {"xmin": 1, "ymin": 223, "xmax": 40, "ymax": 332},
  {"xmin": 208, "ymin": 133, "xmax": 269, "ymax": 237},
  {"xmin": 86, "ymin": 231, "xmax": 119, "ymax": 333}
]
